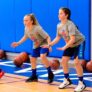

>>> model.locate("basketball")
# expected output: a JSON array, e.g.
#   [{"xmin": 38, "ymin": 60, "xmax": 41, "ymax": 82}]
[
  {"xmin": 86, "ymin": 61, "xmax": 92, "ymax": 72},
  {"xmin": 19, "ymin": 52, "xmax": 29, "ymax": 62},
  {"xmin": 14, "ymin": 52, "xmax": 29, "ymax": 67},
  {"xmin": 0, "ymin": 49, "xmax": 6, "ymax": 59},
  {"xmin": 14, "ymin": 56, "xmax": 23, "ymax": 67},
  {"xmin": 80, "ymin": 59, "xmax": 87, "ymax": 69},
  {"xmin": 49, "ymin": 59, "xmax": 60, "ymax": 70}
]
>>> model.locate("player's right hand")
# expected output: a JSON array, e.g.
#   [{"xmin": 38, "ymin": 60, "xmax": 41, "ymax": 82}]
[{"xmin": 11, "ymin": 42, "xmax": 19, "ymax": 48}]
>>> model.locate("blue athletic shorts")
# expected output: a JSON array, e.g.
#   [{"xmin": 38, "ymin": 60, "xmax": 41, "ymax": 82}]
[
  {"xmin": 32, "ymin": 47, "xmax": 49, "ymax": 57},
  {"xmin": 63, "ymin": 45, "xmax": 80, "ymax": 59}
]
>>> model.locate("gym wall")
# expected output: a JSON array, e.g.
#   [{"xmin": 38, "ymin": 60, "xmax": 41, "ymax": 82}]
[{"xmin": 0, "ymin": 0, "xmax": 91, "ymax": 60}]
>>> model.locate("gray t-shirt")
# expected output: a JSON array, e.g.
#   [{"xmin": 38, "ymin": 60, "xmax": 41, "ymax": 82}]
[
  {"xmin": 57, "ymin": 20, "xmax": 85, "ymax": 47},
  {"xmin": 24, "ymin": 25, "xmax": 48, "ymax": 48}
]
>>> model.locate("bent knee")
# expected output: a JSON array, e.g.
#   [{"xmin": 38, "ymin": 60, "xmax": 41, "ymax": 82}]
[
  {"xmin": 40, "ymin": 54, "xmax": 46, "ymax": 60},
  {"xmin": 61, "ymin": 59, "xmax": 68, "ymax": 66},
  {"xmin": 74, "ymin": 61, "xmax": 80, "ymax": 66}
]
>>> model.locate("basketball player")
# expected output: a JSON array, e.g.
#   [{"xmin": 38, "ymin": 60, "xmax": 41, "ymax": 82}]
[
  {"xmin": 47, "ymin": 7, "xmax": 86, "ymax": 92},
  {"xmin": 11, "ymin": 14, "xmax": 54, "ymax": 83}
]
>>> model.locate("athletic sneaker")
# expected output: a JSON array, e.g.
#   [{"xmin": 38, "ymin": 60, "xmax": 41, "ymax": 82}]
[
  {"xmin": 26, "ymin": 75, "xmax": 38, "ymax": 82},
  {"xmin": 74, "ymin": 81, "xmax": 86, "ymax": 92},
  {"xmin": 0, "ymin": 70, "xmax": 4, "ymax": 79},
  {"xmin": 48, "ymin": 72, "xmax": 54, "ymax": 83},
  {"xmin": 58, "ymin": 78, "xmax": 72, "ymax": 89}
]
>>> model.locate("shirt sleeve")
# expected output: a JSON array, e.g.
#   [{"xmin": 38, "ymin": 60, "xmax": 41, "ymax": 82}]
[
  {"xmin": 37, "ymin": 26, "xmax": 49, "ymax": 39},
  {"xmin": 24, "ymin": 28, "xmax": 28, "ymax": 38},
  {"xmin": 56, "ymin": 24, "xmax": 62, "ymax": 37},
  {"xmin": 68, "ymin": 22, "xmax": 76, "ymax": 36}
]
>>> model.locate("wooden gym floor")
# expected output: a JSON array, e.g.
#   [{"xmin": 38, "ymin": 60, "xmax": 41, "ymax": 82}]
[
  {"xmin": 0, "ymin": 73, "xmax": 92, "ymax": 92},
  {"xmin": 0, "ymin": 60, "xmax": 92, "ymax": 92}
]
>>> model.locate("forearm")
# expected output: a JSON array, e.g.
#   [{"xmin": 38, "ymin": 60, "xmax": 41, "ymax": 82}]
[
  {"xmin": 49, "ymin": 36, "xmax": 60, "ymax": 46},
  {"xmin": 64, "ymin": 39, "xmax": 75, "ymax": 49},
  {"xmin": 46, "ymin": 36, "xmax": 51, "ymax": 44},
  {"xmin": 17, "ymin": 35, "xmax": 27, "ymax": 45}
]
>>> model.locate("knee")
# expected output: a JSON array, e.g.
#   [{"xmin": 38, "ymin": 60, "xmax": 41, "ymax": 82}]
[
  {"xmin": 30, "ymin": 57, "xmax": 36, "ymax": 63},
  {"xmin": 74, "ymin": 61, "xmax": 80, "ymax": 66},
  {"xmin": 61, "ymin": 60, "xmax": 68, "ymax": 66},
  {"xmin": 40, "ymin": 54, "xmax": 46, "ymax": 60}
]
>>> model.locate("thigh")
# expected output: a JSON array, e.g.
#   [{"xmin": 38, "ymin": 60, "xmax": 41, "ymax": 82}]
[{"xmin": 61, "ymin": 56, "xmax": 70, "ymax": 62}]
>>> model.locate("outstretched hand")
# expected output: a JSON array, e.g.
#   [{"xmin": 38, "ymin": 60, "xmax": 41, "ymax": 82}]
[{"xmin": 11, "ymin": 42, "xmax": 19, "ymax": 48}]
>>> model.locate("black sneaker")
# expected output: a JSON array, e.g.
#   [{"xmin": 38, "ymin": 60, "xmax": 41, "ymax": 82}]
[
  {"xmin": 48, "ymin": 72, "xmax": 54, "ymax": 83},
  {"xmin": 26, "ymin": 75, "xmax": 38, "ymax": 82}
]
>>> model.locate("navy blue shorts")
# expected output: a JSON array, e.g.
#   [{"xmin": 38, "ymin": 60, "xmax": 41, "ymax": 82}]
[
  {"xmin": 32, "ymin": 47, "xmax": 49, "ymax": 57},
  {"xmin": 63, "ymin": 45, "xmax": 80, "ymax": 59}
]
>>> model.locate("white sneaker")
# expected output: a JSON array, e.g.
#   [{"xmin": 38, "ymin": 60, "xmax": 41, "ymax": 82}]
[
  {"xmin": 58, "ymin": 78, "xmax": 72, "ymax": 89},
  {"xmin": 74, "ymin": 81, "xmax": 86, "ymax": 92}
]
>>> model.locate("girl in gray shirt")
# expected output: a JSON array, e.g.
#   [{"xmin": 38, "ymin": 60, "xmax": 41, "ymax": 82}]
[
  {"xmin": 48, "ymin": 8, "xmax": 86, "ymax": 92},
  {"xmin": 11, "ymin": 14, "xmax": 54, "ymax": 83}
]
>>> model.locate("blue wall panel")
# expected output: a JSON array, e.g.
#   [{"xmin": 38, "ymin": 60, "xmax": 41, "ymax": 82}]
[
  {"xmin": 14, "ymin": 0, "xmax": 32, "ymax": 53},
  {"xmin": 0, "ymin": 0, "xmax": 15, "ymax": 52},
  {"xmin": 0, "ymin": 0, "xmax": 90, "ymax": 60}
]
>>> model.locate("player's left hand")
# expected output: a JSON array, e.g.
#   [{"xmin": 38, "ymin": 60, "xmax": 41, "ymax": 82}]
[
  {"xmin": 49, "ymin": 47, "xmax": 52, "ymax": 52},
  {"xmin": 57, "ymin": 46, "xmax": 66, "ymax": 51}
]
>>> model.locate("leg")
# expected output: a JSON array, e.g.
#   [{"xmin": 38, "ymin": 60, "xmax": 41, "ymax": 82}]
[
  {"xmin": 59, "ymin": 56, "xmax": 72, "ymax": 89},
  {"xmin": 26, "ymin": 48, "xmax": 40, "ymax": 82},
  {"xmin": 26, "ymin": 57, "xmax": 38, "ymax": 82},
  {"xmin": 30, "ymin": 57, "xmax": 37, "ymax": 69},
  {"xmin": 74, "ymin": 57, "xmax": 86, "ymax": 92},
  {"xmin": 74, "ymin": 56, "xmax": 83, "ymax": 77},
  {"xmin": 61, "ymin": 56, "xmax": 70, "ymax": 74},
  {"xmin": 30, "ymin": 57, "xmax": 37, "ymax": 77},
  {"xmin": 40, "ymin": 48, "xmax": 54, "ymax": 83},
  {"xmin": 40, "ymin": 53, "xmax": 50, "ymax": 68}
]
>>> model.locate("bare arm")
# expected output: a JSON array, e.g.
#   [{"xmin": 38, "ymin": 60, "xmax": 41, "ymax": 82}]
[
  {"xmin": 17, "ymin": 35, "xmax": 28, "ymax": 45},
  {"xmin": 57, "ymin": 35, "xmax": 75, "ymax": 50},
  {"xmin": 64, "ymin": 35, "xmax": 75, "ymax": 49},
  {"xmin": 46, "ymin": 36, "xmax": 51, "ymax": 44},
  {"xmin": 11, "ymin": 35, "xmax": 28, "ymax": 48},
  {"xmin": 49, "ymin": 36, "xmax": 61, "ymax": 46}
]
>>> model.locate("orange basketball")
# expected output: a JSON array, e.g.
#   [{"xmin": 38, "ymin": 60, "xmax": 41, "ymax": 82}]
[
  {"xmin": 50, "ymin": 59, "xmax": 60, "ymax": 70},
  {"xmin": 14, "ymin": 52, "xmax": 29, "ymax": 67},
  {"xmin": 86, "ymin": 61, "xmax": 92, "ymax": 72},
  {"xmin": 0, "ymin": 49, "xmax": 6, "ymax": 59},
  {"xmin": 80, "ymin": 59, "xmax": 87, "ymax": 69},
  {"xmin": 19, "ymin": 52, "xmax": 29, "ymax": 62},
  {"xmin": 14, "ymin": 56, "xmax": 23, "ymax": 67}
]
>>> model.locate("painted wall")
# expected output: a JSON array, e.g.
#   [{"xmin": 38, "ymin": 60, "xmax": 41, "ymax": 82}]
[
  {"xmin": 0, "ymin": 0, "xmax": 91, "ymax": 60},
  {"xmin": 90, "ymin": 1, "xmax": 92, "ymax": 60}
]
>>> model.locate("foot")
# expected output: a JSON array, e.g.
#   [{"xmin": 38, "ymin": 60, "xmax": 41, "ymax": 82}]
[
  {"xmin": 74, "ymin": 81, "xmax": 86, "ymax": 92},
  {"xmin": 0, "ymin": 70, "xmax": 5, "ymax": 79},
  {"xmin": 26, "ymin": 75, "xmax": 38, "ymax": 82},
  {"xmin": 58, "ymin": 78, "xmax": 72, "ymax": 89},
  {"xmin": 48, "ymin": 72, "xmax": 54, "ymax": 83}
]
